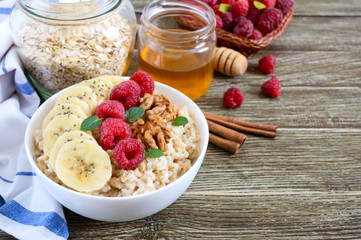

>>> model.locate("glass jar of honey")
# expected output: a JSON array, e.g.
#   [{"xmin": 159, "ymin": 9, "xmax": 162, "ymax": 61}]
[
  {"xmin": 10, "ymin": 0, "xmax": 136, "ymax": 99},
  {"xmin": 138, "ymin": 0, "xmax": 216, "ymax": 100}
]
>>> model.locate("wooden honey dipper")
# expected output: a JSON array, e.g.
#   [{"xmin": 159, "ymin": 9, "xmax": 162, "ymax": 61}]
[{"xmin": 213, "ymin": 47, "xmax": 248, "ymax": 77}]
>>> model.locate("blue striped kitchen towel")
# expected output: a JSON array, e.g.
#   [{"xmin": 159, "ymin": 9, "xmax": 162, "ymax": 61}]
[{"xmin": 0, "ymin": 1, "xmax": 69, "ymax": 239}]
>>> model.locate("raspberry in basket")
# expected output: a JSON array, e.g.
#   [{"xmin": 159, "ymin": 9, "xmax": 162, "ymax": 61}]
[
  {"xmin": 200, "ymin": 0, "xmax": 218, "ymax": 7},
  {"xmin": 96, "ymin": 100, "xmax": 125, "ymax": 120},
  {"xmin": 230, "ymin": 0, "xmax": 249, "ymax": 18},
  {"xmin": 247, "ymin": 3, "xmax": 262, "ymax": 25},
  {"xmin": 100, "ymin": 118, "xmax": 131, "ymax": 150},
  {"xmin": 255, "ymin": 0, "xmax": 276, "ymax": 8},
  {"xmin": 250, "ymin": 29, "xmax": 263, "ymax": 40},
  {"xmin": 221, "ymin": 0, "xmax": 235, "ymax": 4},
  {"xmin": 129, "ymin": 71, "xmax": 155, "ymax": 97},
  {"xmin": 256, "ymin": 7, "xmax": 283, "ymax": 35},
  {"xmin": 215, "ymin": 15, "xmax": 223, "ymax": 29},
  {"xmin": 113, "ymin": 138, "xmax": 145, "ymax": 169},
  {"xmin": 223, "ymin": 87, "xmax": 244, "ymax": 108},
  {"xmin": 233, "ymin": 18, "xmax": 254, "ymax": 38},
  {"xmin": 211, "ymin": 5, "xmax": 222, "ymax": 16},
  {"xmin": 261, "ymin": 76, "xmax": 281, "ymax": 98},
  {"xmin": 275, "ymin": 0, "xmax": 294, "ymax": 14},
  {"xmin": 233, "ymin": 16, "xmax": 247, "ymax": 26},
  {"xmin": 110, "ymin": 80, "xmax": 141, "ymax": 110},
  {"xmin": 258, "ymin": 55, "xmax": 276, "ymax": 74},
  {"xmin": 221, "ymin": 12, "xmax": 234, "ymax": 32}
]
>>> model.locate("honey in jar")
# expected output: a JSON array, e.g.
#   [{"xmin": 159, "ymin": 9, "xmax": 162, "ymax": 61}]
[{"xmin": 138, "ymin": 0, "xmax": 216, "ymax": 100}]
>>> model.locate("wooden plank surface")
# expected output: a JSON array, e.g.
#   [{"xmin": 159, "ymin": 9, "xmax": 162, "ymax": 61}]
[
  {"xmin": 55, "ymin": 193, "xmax": 361, "ymax": 239},
  {"xmin": 129, "ymin": 50, "xmax": 361, "ymax": 129},
  {"xmin": 2, "ymin": 0, "xmax": 361, "ymax": 239}
]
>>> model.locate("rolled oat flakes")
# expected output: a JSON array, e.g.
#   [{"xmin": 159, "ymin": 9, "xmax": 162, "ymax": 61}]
[{"xmin": 16, "ymin": 14, "xmax": 134, "ymax": 93}]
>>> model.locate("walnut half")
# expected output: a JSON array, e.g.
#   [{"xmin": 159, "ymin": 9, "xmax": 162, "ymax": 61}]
[
  {"xmin": 132, "ymin": 92, "xmax": 179, "ymax": 152},
  {"xmin": 140, "ymin": 92, "xmax": 179, "ymax": 122},
  {"xmin": 131, "ymin": 119, "xmax": 170, "ymax": 152}
]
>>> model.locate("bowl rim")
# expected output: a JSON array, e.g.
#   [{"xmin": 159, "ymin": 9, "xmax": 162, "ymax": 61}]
[{"xmin": 25, "ymin": 77, "xmax": 209, "ymax": 201}]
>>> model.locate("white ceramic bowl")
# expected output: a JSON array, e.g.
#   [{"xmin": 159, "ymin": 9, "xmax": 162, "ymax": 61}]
[{"xmin": 24, "ymin": 78, "xmax": 208, "ymax": 222}]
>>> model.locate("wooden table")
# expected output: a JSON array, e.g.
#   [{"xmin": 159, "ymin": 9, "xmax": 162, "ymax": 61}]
[{"xmin": 2, "ymin": 0, "xmax": 361, "ymax": 239}]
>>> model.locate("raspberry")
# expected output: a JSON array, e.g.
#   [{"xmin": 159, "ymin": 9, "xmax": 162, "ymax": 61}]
[
  {"xmin": 100, "ymin": 118, "xmax": 131, "ymax": 150},
  {"xmin": 215, "ymin": 14, "xmax": 223, "ymax": 29},
  {"xmin": 113, "ymin": 138, "xmax": 144, "ymax": 169},
  {"xmin": 110, "ymin": 80, "xmax": 141, "ymax": 110},
  {"xmin": 221, "ymin": 0, "xmax": 235, "ymax": 4},
  {"xmin": 129, "ymin": 71, "xmax": 155, "ymax": 97},
  {"xmin": 247, "ymin": 3, "xmax": 262, "ymax": 25},
  {"xmin": 233, "ymin": 18, "xmax": 253, "ymax": 38},
  {"xmin": 256, "ymin": 7, "xmax": 283, "ymax": 35},
  {"xmin": 256, "ymin": 0, "xmax": 276, "ymax": 8},
  {"xmin": 212, "ymin": 4, "xmax": 222, "ymax": 16},
  {"xmin": 221, "ymin": 12, "xmax": 233, "ymax": 32},
  {"xmin": 275, "ymin": 0, "xmax": 294, "ymax": 14},
  {"xmin": 261, "ymin": 76, "xmax": 281, "ymax": 98},
  {"xmin": 258, "ymin": 55, "xmax": 276, "ymax": 74},
  {"xmin": 250, "ymin": 29, "xmax": 263, "ymax": 40},
  {"xmin": 200, "ymin": 0, "xmax": 218, "ymax": 6},
  {"xmin": 233, "ymin": 16, "xmax": 248, "ymax": 27},
  {"xmin": 223, "ymin": 87, "xmax": 244, "ymax": 108},
  {"xmin": 230, "ymin": 0, "xmax": 249, "ymax": 18},
  {"xmin": 96, "ymin": 100, "xmax": 125, "ymax": 120}
]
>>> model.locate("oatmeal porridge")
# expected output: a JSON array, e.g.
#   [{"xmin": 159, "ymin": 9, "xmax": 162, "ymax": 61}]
[{"xmin": 34, "ymin": 74, "xmax": 200, "ymax": 197}]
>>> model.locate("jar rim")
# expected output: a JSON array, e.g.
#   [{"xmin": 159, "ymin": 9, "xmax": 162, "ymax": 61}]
[
  {"xmin": 16, "ymin": 0, "xmax": 123, "ymax": 24},
  {"xmin": 140, "ymin": 0, "xmax": 215, "ymax": 43}
]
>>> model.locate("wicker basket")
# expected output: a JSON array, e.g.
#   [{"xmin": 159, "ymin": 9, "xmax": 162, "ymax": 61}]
[{"xmin": 176, "ymin": 7, "xmax": 295, "ymax": 58}]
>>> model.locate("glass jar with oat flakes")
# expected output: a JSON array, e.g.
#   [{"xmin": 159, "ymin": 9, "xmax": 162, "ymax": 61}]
[{"xmin": 10, "ymin": 0, "xmax": 136, "ymax": 99}]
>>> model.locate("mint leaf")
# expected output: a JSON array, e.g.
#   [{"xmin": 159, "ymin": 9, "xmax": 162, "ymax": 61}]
[
  {"xmin": 145, "ymin": 148, "xmax": 164, "ymax": 158},
  {"xmin": 125, "ymin": 107, "xmax": 145, "ymax": 122},
  {"xmin": 172, "ymin": 116, "xmax": 188, "ymax": 126},
  {"xmin": 254, "ymin": 1, "xmax": 266, "ymax": 10},
  {"xmin": 219, "ymin": 3, "xmax": 230, "ymax": 13},
  {"xmin": 81, "ymin": 115, "xmax": 102, "ymax": 131}
]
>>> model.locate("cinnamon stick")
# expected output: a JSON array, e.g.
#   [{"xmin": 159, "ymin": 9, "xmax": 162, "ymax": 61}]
[
  {"xmin": 207, "ymin": 120, "xmax": 247, "ymax": 146},
  {"xmin": 203, "ymin": 111, "xmax": 277, "ymax": 136},
  {"xmin": 209, "ymin": 133, "xmax": 241, "ymax": 154},
  {"xmin": 205, "ymin": 114, "xmax": 276, "ymax": 138}
]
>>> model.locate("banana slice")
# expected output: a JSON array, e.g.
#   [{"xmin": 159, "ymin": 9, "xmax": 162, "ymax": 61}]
[
  {"xmin": 55, "ymin": 139, "xmax": 111, "ymax": 192},
  {"xmin": 49, "ymin": 130, "xmax": 96, "ymax": 172},
  {"xmin": 55, "ymin": 97, "xmax": 92, "ymax": 116},
  {"xmin": 43, "ymin": 114, "xmax": 85, "ymax": 156},
  {"xmin": 95, "ymin": 75, "xmax": 124, "ymax": 88},
  {"xmin": 89, "ymin": 76, "xmax": 114, "ymax": 96},
  {"xmin": 42, "ymin": 103, "xmax": 88, "ymax": 132},
  {"xmin": 55, "ymin": 85, "xmax": 97, "ymax": 114},
  {"xmin": 77, "ymin": 79, "xmax": 108, "ymax": 104}
]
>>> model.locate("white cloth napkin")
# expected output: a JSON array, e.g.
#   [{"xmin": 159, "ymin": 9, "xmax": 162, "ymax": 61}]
[{"xmin": 0, "ymin": 1, "xmax": 69, "ymax": 239}]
